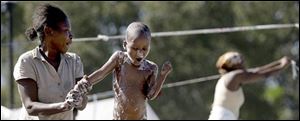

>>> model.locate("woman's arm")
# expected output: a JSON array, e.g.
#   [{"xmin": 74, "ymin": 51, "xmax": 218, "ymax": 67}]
[
  {"xmin": 16, "ymin": 78, "xmax": 72, "ymax": 116},
  {"xmin": 238, "ymin": 56, "xmax": 291, "ymax": 85}
]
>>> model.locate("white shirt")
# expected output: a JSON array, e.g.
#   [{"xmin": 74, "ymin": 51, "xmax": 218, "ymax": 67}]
[{"xmin": 210, "ymin": 72, "xmax": 245, "ymax": 119}]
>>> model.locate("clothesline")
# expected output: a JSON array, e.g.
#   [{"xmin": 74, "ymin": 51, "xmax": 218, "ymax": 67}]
[{"xmin": 73, "ymin": 23, "xmax": 299, "ymax": 42}]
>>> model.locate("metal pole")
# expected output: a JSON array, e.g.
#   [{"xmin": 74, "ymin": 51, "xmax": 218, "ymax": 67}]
[{"xmin": 7, "ymin": 2, "xmax": 14, "ymax": 109}]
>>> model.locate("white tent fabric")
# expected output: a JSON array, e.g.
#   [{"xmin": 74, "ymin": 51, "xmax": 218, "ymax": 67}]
[
  {"xmin": 76, "ymin": 98, "xmax": 159, "ymax": 120},
  {"xmin": 1, "ymin": 105, "xmax": 22, "ymax": 120}
]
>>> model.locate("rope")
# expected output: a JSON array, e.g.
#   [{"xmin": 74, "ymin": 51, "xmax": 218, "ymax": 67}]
[
  {"xmin": 73, "ymin": 23, "xmax": 299, "ymax": 42},
  {"xmin": 1, "ymin": 23, "xmax": 297, "ymax": 45},
  {"xmin": 162, "ymin": 74, "xmax": 220, "ymax": 88}
]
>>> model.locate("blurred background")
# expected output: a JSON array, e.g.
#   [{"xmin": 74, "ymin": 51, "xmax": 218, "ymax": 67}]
[{"xmin": 1, "ymin": 1, "xmax": 299, "ymax": 120}]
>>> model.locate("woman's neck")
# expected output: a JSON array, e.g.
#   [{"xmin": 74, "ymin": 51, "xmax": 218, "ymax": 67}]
[{"xmin": 39, "ymin": 45, "xmax": 60, "ymax": 62}]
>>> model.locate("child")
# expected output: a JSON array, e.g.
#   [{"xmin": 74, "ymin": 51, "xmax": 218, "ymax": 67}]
[{"xmin": 69, "ymin": 22, "xmax": 172, "ymax": 120}]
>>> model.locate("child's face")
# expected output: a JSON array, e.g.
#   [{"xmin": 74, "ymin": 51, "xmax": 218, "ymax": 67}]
[{"xmin": 125, "ymin": 34, "xmax": 150, "ymax": 66}]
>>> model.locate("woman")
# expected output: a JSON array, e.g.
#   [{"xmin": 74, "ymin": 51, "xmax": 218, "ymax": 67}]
[
  {"xmin": 13, "ymin": 3, "xmax": 87, "ymax": 120},
  {"xmin": 208, "ymin": 51, "xmax": 291, "ymax": 120}
]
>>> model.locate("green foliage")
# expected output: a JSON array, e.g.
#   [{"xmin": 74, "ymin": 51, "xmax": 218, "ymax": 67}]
[{"xmin": 264, "ymin": 85, "xmax": 284, "ymax": 104}]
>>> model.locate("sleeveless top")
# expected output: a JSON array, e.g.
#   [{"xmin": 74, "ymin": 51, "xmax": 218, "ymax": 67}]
[{"xmin": 211, "ymin": 72, "xmax": 245, "ymax": 118}]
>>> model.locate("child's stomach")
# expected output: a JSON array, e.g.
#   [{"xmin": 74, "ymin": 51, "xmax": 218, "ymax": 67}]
[{"xmin": 113, "ymin": 90, "xmax": 147, "ymax": 119}]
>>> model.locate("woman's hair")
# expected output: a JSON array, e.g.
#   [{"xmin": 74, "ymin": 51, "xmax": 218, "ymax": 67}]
[
  {"xmin": 25, "ymin": 3, "xmax": 68, "ymax": 41},
  {"xmin": 125, "ymin": 22, "xmax": 151, "ymax": 42},
  {"xmin": 216, "ymin": 51, "xmax": 244, "ymax": 74}
]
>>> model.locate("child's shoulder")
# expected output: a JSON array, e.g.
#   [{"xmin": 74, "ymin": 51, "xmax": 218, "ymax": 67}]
[
  {"xmin": 112, "ymin": 50, "xmax": 126, "ymax": 59},
  {"xmin": 140, "ymin": 59, "xmax": 158, "ymax": 71},
  {"xmin": 144, "ymin": 60, "xmax": 157, "ymax": 67},
  {"xmin": 112, "ymin": 50, "xmax": 128, "ymax": 66},
  {"xmin": 112, "ymin": 50, "xmax": 124, "ymax": 55}
]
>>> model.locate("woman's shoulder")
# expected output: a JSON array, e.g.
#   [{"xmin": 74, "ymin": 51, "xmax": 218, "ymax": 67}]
[
  {"xmin": 64, "ymin": 52, "xmax": 81, "ymax": 59},
  {"xmin": 18, "ymin": 48, "xmax": 36, "ymax": 60},
  {"xmin": 221, "ymin": 69, "xmax": 245, "ymax": 79},
  {"xmin": 20, "ymin": 51, "xmax": 33, "ymax": 58}
]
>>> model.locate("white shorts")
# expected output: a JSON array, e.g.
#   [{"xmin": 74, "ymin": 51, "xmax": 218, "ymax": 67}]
[{"xmin": 208, "ymin": 106, "xmax": 238, "ymax": 120}]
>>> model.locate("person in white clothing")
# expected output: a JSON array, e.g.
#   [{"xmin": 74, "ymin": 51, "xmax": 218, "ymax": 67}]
[{"xmin": 208, "ymin": 51, "xmax": 291, "ymax": 120}]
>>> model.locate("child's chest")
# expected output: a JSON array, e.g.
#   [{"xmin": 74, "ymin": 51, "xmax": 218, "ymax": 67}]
[{"xmin": 116, "ymin": 63, "xmax": 153, "ymax": 87}]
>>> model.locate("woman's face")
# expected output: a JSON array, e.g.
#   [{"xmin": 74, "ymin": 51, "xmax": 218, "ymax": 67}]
[
  {"xmin": 224, "ymin": 52, "xmax": 245, "ymax": 70},
  {"xmin": 49, "ymin": 20, "xmax": 73, "ymax": 54}
]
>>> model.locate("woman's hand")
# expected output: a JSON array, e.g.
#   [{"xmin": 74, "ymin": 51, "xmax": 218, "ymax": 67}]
[
  {"xmin": 280, "ymin": 56, "xmax": 291, "ymax": 68},
  {"xmin": 65, "ymin": 89, "xmax": 83, "ymax": 108}
]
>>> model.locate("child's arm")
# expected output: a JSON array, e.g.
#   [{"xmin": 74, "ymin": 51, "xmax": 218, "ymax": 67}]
[
  {"xmin": 86, "ymin": 52, "xmax": 120, "ymax": 85},
  {"xmin": 74, "ymin": 51, "xmax": 122, "ymax": 94},
  {"xmin": 73, "ymin": 78, "xmax": 88, "ymax": 110},
  {"xmin": 147, "ymin": 61, "xmax": 172, "ymax": 100}
]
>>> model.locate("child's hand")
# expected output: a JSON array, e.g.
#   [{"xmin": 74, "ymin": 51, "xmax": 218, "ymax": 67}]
[
  {"xmin": 160, "ymin": 61, "xmax": 172, "ymax": 76},
  {"xmin": 74, "ymin": 75, "xmax": 92, "ymax": 95}
]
